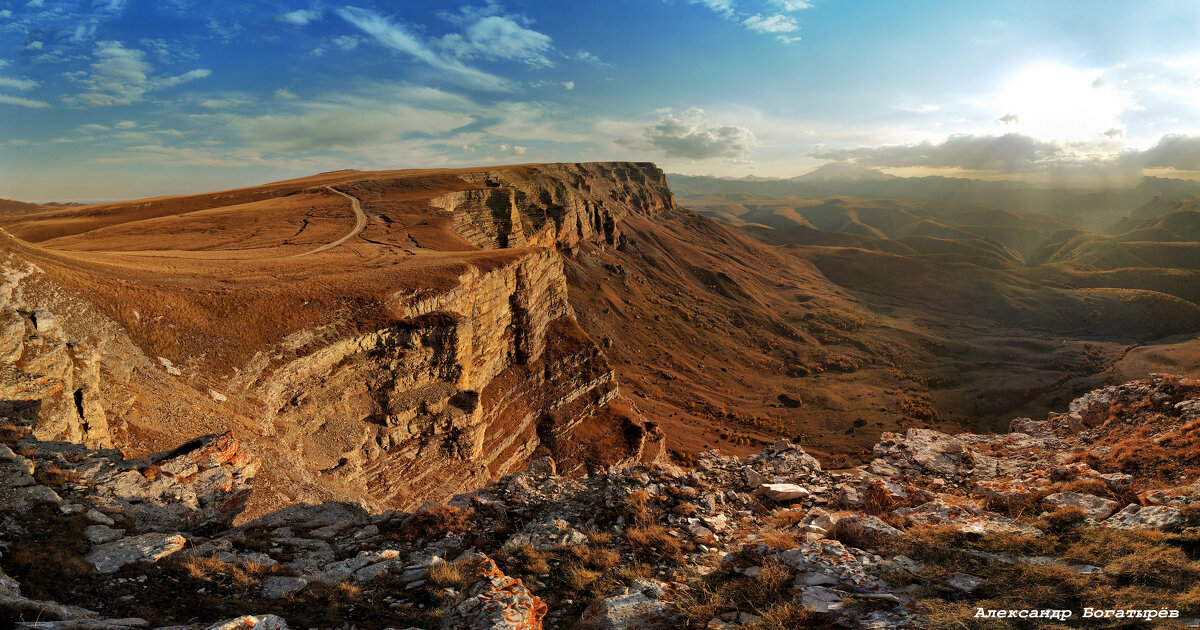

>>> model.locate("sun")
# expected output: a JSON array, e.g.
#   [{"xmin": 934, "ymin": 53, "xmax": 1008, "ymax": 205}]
[{"xmin": 996, "ymin": 64, "xmax": 1130, "ymax": 142}]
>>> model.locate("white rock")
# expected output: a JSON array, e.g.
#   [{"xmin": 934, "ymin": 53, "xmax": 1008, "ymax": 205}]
[
  {"xmin": 86, "ymin": 532, "xmax": 186, "ymax": 574},
  {"xmin": 262, "ymin": 576, "xmax": 309, "ymax": 599},
  {"xmin": 798, "ymin": 585, "xmax": 846, "ymax": 613},
  {"xmin": 205, "ymin": 615, "xmax": 290, "ymax": 630},
  {"xmin": 86, "ymin": 508, "xmax": 116, "ymax": 526},
  {"xmin": 83, "ymin": 524, "xmax": 125, "ymax": 544},
  {"xmin": 758, "ymin": 483, "xmax": 810, "ymax": 502},
  {"xmin": 1101, "ymin": 504, "xmax": 1184, "ymax": 531}
]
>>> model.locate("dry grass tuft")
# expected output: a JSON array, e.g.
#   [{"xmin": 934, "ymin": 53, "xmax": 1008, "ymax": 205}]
[
  {"xmin": 624, "ymin": 524, "xmax": 684, "ymax": 562},
  {"xmin": 388, "ymin": 505, "xmax": 475, "ymax": 543}
]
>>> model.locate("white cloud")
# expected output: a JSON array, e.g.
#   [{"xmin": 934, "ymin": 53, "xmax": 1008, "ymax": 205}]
[
  {"xmin": 440, "ymin": 14, "xmax": 554, "ymax": 68},
  {"xmin": 811, "ymin": 133, "xmax": 1073, "ymax": 170},
  {"xmin": 26, "ymin": 41, "xmax": 44, "ymax": 50},
  {"xmin": 278, "ymin": 9, "xmax": 321, "ymax": 26},
  {"xmin": 674, "ymin": 0, "xmax": 805, "ymax": 42},
  {"xmin": 228, "ymin": 91, "xmax": 474, "ymax": 154},
  {"xmin": 0, "ymin": 94, "xmax": 49, "ymax": 108},
  {"xmin": 636, "ymin": 107, "xmax": 757, "ymax": 160},
  {"xmin": 27, "ymin": 0, "xmax": 44, "ymax": 7},
  {"xmin": 563, "ymin": 81, "xmax": 574, "ymax": 90},
  {"xmin": 482, "ymin": 101, "xmax": 592, "ymax": 143},
  {"xmin": 115, "ymin": 120, "xmax": 137, "ymax": 128},
  {"xmin": 686, "ymin": 0, "xmax": 735, "ymax": 20},
  {"xmin": 1138, "ymin": 134, "xmax": 1200, "ymax": 170},
  {"xmin": 896, "ymin": 103, "xmax": 939, "ymax": 114},
  {"xmin": 275, "ymin": 88, "xmax": 298, "ymax": 100},
  {"xmin": 199, "ymin": 96, "xmax": 249, "ymax": 108},
  {"xmin": 0, "ymin": 10, "xmax": 12, "ymax": 18},
  {"xmin": 0, "ymin": 77, "xmax": 37, "ymax": 91},
  {"xmin": 337, "ymin": 7, "xmax": 511, "ymax": 92},
  {"xmin": 332, "ymin": 35, "xmax": 359, "ymax": 50},
  {"xmin": 497, "ymin": 144, "xmax": 527, "ymax": 156},
  {"xmin": 574, "ymin": 49, "xmax": 606, "ymax": 66},
  {"xmin": 78, "ymin": 123, "xmax": 109, "ymax": 133},
  {"xmin": 742, "ymin": 14, "xmax": 798, "ymax": 33},
  {"xmin": 64, "ymin": 40, "xmax": 211, "ymax": 107},
  {"xmin": 997, "ymin": 113, "xmax": 1019, "ymax": 125}
]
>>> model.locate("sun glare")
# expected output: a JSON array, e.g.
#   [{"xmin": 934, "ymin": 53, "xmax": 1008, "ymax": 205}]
[{"xmin": 997, "ymin": 64, "xmax": 1130, "ymax": 142}]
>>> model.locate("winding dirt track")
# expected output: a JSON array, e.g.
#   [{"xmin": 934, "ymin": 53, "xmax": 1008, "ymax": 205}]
[{"xmin": 294, "ymin": 186, "xmax": 367, "ymax": 257}]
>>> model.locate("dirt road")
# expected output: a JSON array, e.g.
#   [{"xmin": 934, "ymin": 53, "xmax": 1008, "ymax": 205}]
[{"xmin": 294, "ymin": 186, "xmax": 367, "ymax": 257}]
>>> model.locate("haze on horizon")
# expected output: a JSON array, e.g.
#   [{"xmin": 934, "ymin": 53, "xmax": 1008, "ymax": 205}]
[{"xmin": 2, "ymin": 0, "xmax": 1200, "ymax": 202}]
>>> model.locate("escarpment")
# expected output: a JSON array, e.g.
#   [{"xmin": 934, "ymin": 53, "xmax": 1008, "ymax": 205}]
[
  {"xmin": 0, "ymin": 162, "xmax": 674, "ymax": 517},
  {"xmin": 431, "ymin": 162, "xmax": 675, "ymax": 250},
  {"xmin": 243, "ymin": 250, "xmax": 621, "ymax": 511}
]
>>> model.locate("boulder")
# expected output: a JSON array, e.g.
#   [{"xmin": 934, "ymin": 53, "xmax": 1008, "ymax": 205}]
[
  {"xmin": 205, "ymin": 616, "xmax": 291, "ymax": 630},
  {"xmin": 86, "ymin": 532, "xmax": 186, "ymax": 574},
  {"xmin": 831, "ymin": 513, "xmax": 906, "ymax": 548},
  {"xmin": 797, "ymin": 585, "xmax": 846, "ymax": 613},
  {"xmin": 777, "ymin": 540, "xmax": 890, "ymax": 594},
  {"xmin": 86, "ymin": 432, "xmax": 259, "ymax": 533},
  {"xmin": 578, "ymin": 578, "xmax": 678, "ymax": 630},
  {"xmin": 261, "ymin": 576, "xmax": 309, "ymax": 599},
  {"xmin": 83, "ymin": 524, "xmax": 125, "ymax": 544},
  {"xmin": 443, "ymin": 554, "xmax": 547, "ymax": 630},
  {"xmin": 502, "ymin": 517, "xmax": 588, "ymax": 552},
  {"xmin": 758, "ymin": 483, "xmax": 810, "ymax": 502},
  {"xmin": 1101, "ymin": 504, "xmax": 1184, "ymax": 532}
]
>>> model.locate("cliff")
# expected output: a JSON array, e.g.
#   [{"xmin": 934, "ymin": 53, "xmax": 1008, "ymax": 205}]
[{"xmin": 0, "ymin": 162, "xmax": 674, "ymax": 517}]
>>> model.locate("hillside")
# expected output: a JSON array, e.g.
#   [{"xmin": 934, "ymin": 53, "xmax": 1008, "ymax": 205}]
[
  {"xmin": 4, "ymin": 162, "xmax": 1199, "ymax": 499},
  {"xmin": 4, "ymin": 376, "xmax": 1199, "ymax": 628}
]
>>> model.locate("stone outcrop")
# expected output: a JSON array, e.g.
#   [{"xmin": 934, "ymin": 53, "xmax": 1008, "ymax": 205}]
[
  {"xmin": 242, "ymin": 248, "xmax": 621, "ymax": 512},
  {"xmin": 2, "ymin": 376, "xmax": 1199, "ymax": 628},
  {"xmin": 435, "ymin": 162, "xmax": 675, "ymax": 251},
  {"xmin": 0, "ymin": 262, "xmax": 110, "ymax": 448}
]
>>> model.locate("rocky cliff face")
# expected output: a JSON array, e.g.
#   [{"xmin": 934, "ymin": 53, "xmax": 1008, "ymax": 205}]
[
  {"xmin": 241, "ymin": 250, "xmax": 621, "ymax": 511},
  {"xmin": 0, "ymin": 162, "xmax": 675, "ymax": 517},
  {"xmin": 0, "ymin": 262, "xmax": 110, "ymax": 449},
  {"xmin": 432, "ymin": 162, "xmax": 675, "ymax": 250},
  {"xmin": 3, "ymin": 376, "xmax": 1198, "ymax": 629}
]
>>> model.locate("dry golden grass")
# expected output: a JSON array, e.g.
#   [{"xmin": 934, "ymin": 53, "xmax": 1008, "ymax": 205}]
[
  {"xmin": 671, "ymin": 502, "xmax": 697, "ymax": 516},
  {"xmin": 387, "ymin": 505, "xmax": 475, "ymax": 543},
  {"xmin": 756, "ymin": 526, "xmax": 803, "ymax": 549},
  {"xmin": 33, "ymin": 465, "xmax": 83, "ymax": 486},
  {"xmin": 181, "ymin": 554, "xmax": 269, "ymax": 588},
  {"xmin": 612, "ymin": 561, "xmax": 652, "ymax": 583},
  {"xmin": 624, "ymin": 524, "xmax": 684, "ymax": 562},
  {"xmin": 765, "ymin": 508, "xmax": 806, "ymax": 529},
  {"xmin": 427, "ymin": 556, "xmax": 488, "ymax": 589},
  {"xmin": 497, "ymin": 541, "xmax": 550, "ymax": 575},
  {"xmin": 679, "ymin": 559, "xmax": 809, "ymax": 627}
]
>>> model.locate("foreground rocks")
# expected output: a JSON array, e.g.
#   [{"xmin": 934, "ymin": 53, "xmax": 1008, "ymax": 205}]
[{"xmin": 2, "ymin": 375, "xmax": 1199, "ymax": 628}]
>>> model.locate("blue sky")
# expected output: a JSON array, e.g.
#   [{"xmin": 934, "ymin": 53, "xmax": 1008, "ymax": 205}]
[{"xmin": 2, "ymin": 0, "xmax": 1200, "ymax": 200}]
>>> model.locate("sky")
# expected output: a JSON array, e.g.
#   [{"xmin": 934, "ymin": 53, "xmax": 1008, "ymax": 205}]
[{"xmin": 2, "ymin": 0, "xmax": 1200, "ymax": 201}]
